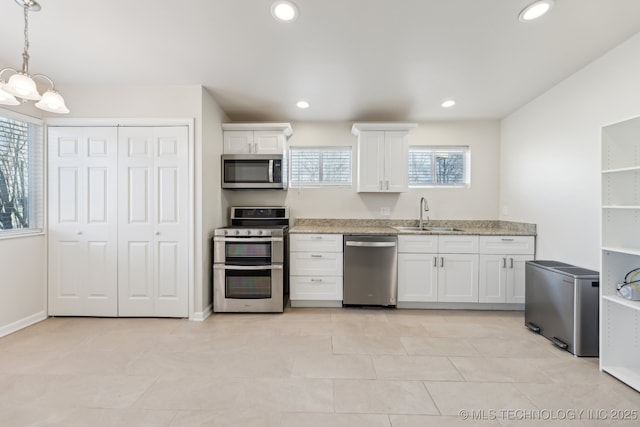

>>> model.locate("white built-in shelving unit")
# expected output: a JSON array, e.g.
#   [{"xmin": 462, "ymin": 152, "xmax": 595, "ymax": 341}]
[{"xmin": 600, "ymin": 117, "xmax": 640, "ymax": 392}]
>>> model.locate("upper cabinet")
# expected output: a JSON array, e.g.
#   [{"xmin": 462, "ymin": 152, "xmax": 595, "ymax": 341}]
[
  {"xmin": 352, "ymin": 123, "xmax": 417, "ymax": 192},
  {"xmin": 222, "ymin": 123, "xmax": 293, "ymax": 154}
]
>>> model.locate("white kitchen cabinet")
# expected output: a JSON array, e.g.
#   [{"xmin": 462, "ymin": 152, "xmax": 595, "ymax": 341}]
[
  {"xmin": 352, "ymin": 123, "xmax": 417, "ymax": 192},
  {"xmin": 290, "ymin": 234, "xmax": 343, "ymax": 307},
  {"xmin": 222, "ymin": 123, "xmax": 292, "ymax": 154},
  {"xmin": 48, "ymin": 125, "xmax": 190, "ymax": 318},
  {"xmin": 600, "ymin": 117, "xmax": 640, "ymax": 392},
  {"xmin": 398, "ymin": 235, "xmax": 479, "ymax": 303},
  {"xmin": 478, "ymin": 236, "xmax": 535, "ymax": 304}
]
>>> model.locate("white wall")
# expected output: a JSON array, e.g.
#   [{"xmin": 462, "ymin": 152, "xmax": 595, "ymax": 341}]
[
  {"xmin": 225, "ymin": 120, "xmax": 501, "ymax": 221},
  {"xmin": 501, "ymin": 32, "xmax": 640, "ymax": 270},
  {"xmin": 0, "ymin": 235, "xmax": 47, "ymax": 336},
  {"xmin": 200, "ymin": 89, "xmax": 228, "ymax": 316}
]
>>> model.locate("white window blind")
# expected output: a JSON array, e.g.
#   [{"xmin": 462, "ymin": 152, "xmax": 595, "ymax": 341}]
[
  {"xmin": 408, "ymin": 146, "xmax": 470, "ymax": 187},
  {"xmin": 0, "ymin": 112, "xmax": 43, "ymax": 234},
  {"xmin": 290, "ymin": 146, "xmax": 352, "ymax": 187}
]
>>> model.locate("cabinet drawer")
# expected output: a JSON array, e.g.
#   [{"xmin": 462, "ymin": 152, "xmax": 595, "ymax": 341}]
[
  {"xmin": 398, "ymin": 235, "xmax": 438, "ymax": 253},
  {"xmin": 290, "ymin": 234, "xmax": 343, "ymax": 252},
  {"xmin": 479, "ymin": 236, "xmax": 535, "ymax": 255},
  {"xmin": 439, "ymin": 235, "xmax": 479, "ymax": 253},
  {"xmin": 290, "ymin": 252, "xmax": 343, "ymax": 276},
  {"xmin": 290, "ymin": 276, "xmax": 343, "ymax": 300}
]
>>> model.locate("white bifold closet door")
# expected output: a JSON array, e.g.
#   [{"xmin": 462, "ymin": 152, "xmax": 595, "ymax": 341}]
[
  {"xmin": 48, "ymin": 126, "xmax": 189, "ymax": 317},
  {"xmin": 48, "ymin": 127, "xmax": 119, "ymax": 316},
  {"xmin": 117, "ymin": 126, "xmax": 189, "ymax": 317}
]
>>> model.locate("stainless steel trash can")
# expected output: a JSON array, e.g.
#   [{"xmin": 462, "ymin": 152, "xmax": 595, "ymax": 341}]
[{"xmin": 525, "ymin": 260, "xmax": 599, "ymax": 356}]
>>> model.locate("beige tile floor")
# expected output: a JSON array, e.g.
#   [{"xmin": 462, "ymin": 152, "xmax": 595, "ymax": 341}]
[{"xmin": 1, "ymin": 307, "xmax": 639, "ymax": 426}]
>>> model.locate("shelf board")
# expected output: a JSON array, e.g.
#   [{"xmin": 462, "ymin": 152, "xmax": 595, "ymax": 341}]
[
  {"xmin": 601, "ymin": 365, "xmax": 640, "ymax": 392},
  {"xmin": 602, "ymin": 205, "xmax": 640, "ymax": 210},
  {"xmin": 602, "ymin": 294, "xmax": 640, "ymax": 310},
  {"xmin": 602, "ymin": 246, "xmax": 640, "ymax": 256},
  {"xmin": 602, "ymin": 166, "xmax": 640, "ymax": 174}
]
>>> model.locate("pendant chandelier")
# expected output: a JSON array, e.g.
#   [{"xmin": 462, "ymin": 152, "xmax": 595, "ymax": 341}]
[{"xmin": 0, "ymin": 0, "xmax": 69, "ymax": 114}]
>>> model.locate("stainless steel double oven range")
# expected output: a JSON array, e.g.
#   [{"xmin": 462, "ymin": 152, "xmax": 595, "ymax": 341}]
[{"xmin": 213, "ymin": 207, "xmax": 289, "ymax": 313}]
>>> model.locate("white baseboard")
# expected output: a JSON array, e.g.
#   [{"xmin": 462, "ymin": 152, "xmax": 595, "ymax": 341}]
[
  {"xmin": 0, "ymin": 311, "xmax": 48, "ymax": 338},
  {"xmin": 191, "ymin": 304, "xmax": 212, "ymax": 321}
]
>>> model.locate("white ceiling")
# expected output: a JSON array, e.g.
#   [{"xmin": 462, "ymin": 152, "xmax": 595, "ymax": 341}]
[{"xmin": 1, "ymin": 0, "xmax": 640, "ymax": 122}]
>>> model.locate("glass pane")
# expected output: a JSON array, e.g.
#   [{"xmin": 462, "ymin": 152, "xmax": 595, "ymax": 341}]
[
  {"xmin": 226, "ymin": 271, "xmax": 272, "ymax": 299},
  {"xmin": 225, "ymin": 160, "xmax": 269, "ymax": 182},
  {"xmin": 226, "ymin": 242, "xmax": 271, "ymax": 258},
  {"xmin": 290, "ymin": 147, "xmax": 351, "ymax": 185},
  {"xmin": 0, "ymin": 117, "xmax": 30, "ymax": 230},
  {"xmin": 435, "ymin": 152, "xmax": 465, "ymax": 184}
]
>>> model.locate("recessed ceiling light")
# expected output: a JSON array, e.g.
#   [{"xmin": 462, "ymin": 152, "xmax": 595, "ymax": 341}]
[
  {"xmin": 441, "ymin": 99, "xmax": 456, "ymax": 108},
  {"xmin": 519, "ymin": 0, "xmax": 554, "ymax": 22},
  {"xmin": 271, "ymin": 1, "xmax": 298, "ymax": 22},
  {"xmin": 296, "ymin": 100, "xmax": 309, "ymax": 109}
]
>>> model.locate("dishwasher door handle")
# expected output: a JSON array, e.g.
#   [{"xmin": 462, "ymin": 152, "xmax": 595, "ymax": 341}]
[{"xmin": 345, "ymin": 241, "xmax": 396, "ymax": 248}]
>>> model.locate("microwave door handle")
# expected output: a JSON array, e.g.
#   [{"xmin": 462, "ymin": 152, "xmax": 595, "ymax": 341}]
[{"xmin": 268, "ymin": 160, "xmax": 274, "ymax": 183}]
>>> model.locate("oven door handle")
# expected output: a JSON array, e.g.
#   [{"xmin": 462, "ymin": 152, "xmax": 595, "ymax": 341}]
[
  {"xmin": 213, "ymin": 264, "xmax": 283, "ymax": 271},
  {"xmin": 214, "ymin": 237, "xmax": 283, "ymax": 243}
]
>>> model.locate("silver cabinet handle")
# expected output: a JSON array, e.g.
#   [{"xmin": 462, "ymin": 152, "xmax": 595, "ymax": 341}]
[
  {"xmin": 502, "ymin": 257, "xmax": 507, "ymax": 268},
  {"xmin": 501, "ymin": 238, "xmax": 514, "ymax": 241},
  {"xmin": 310, "ymin": 278, "xmax": 323, "ymax": 283},
  {"xmin": 433, "ymin": 256, "xmax": 437, "ymax": 267},
  {"xmin": 510, "ymin": 258, "xmax": 514, "ymax": 269},
  {"xmin": 77, "ymin": 231, "xmax": 82, "ymax": 235},
  {"xmin": 386, "ymin": 180, "xmax": 389, "ymax": 190},
  {"xmin": 440, "ymin": 257, "xmax": 444, "ymax": 268},
  {"xmin": 379, "ymin": 180, "xmax": 383, "ymax": 190},
  {"xmin": 311, "ymin": 254, "xmax": 323, "ymax": 258}
]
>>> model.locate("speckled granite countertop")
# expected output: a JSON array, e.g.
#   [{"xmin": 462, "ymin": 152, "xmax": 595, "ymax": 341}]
[{"xmin": 290, "ymin": 219, "xmax": 536, "ymax": 236}]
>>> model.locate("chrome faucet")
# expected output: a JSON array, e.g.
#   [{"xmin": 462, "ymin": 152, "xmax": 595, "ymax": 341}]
[{"xmin": 419, "ymin": 197, "xmax": 429, "ymax": 229}]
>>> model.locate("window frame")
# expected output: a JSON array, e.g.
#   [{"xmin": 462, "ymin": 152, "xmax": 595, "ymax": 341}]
[
  {"xmin": 288, "ymin": 145, "xmax": 353, "ymax": 188},
  {"xmin": 0, "ymin": 108, "xmax": 44, "ymax": 239},
  {"xmin": 408, "ymin": 145, "xmax": 471, "ymax": 188}
]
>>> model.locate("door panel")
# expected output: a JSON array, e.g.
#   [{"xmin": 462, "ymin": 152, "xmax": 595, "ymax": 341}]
[
  {"xmin": 48, "ymin": 127, "xmax": 118, "ymax": 316},
  {"xmin": 118, "ymin": 126, "xmax": 189, "ymax": 317}
]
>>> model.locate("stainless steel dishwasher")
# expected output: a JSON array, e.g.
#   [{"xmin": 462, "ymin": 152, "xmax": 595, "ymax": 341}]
[{"xmin": 343, "ymin": 235, "xmax": 398, "ymax": 306}]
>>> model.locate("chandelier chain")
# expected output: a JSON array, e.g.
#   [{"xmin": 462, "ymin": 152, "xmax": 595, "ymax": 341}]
[{"xmin": 22, "ymin": 3, "xmax": 30, "ymax": 74}]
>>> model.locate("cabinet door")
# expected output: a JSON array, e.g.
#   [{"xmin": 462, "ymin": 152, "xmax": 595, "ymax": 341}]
[
  {"xmin": 437, "ymin": 254, "xmax": 479, "ymax": 302},
  {"xmin": 254, "ymin": 131, "xmax": 285, "ymax": 154},
  {"xmin": 223, "ymin": 131, "xmax": 253, "ymax": 153},
  {"xmin": 357, "ymin": 131, "xmax": 385, "ymax": 192},
  {"xmin": 290, "ymin": 234, "xmax": 343, "ymax": 252},
  {"xmin": 383, "ymin": 131, "xmax": 408, "ymax": 192},
  {"xmin": 118, "ymin": 126, "xmax": 189, "ymax": 317},
  {"xmin": 48, "ymin": 127, "xmax": 118, "ymax": 316},
  {"xmin": 398, "ymin": 253, "xmax": 438, "ymax": 302},
  {"xmin": 506, "ymin": 255, "xmax": 533, "ymax": 303},
  {"xmin": 479, "ymin": 255, "xmax": 507, "ymax": 303}
]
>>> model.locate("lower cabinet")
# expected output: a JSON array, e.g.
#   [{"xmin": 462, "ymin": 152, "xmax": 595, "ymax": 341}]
[
  {"xmin": 478, "ymin": 236, "xmax": 535, "ymax": 304},
  {"xmin": 398, "ymin": 234, "xmax": 534, "ymax": 306},
  {"xmin": 398, "ymin": 235, "xmax": 480, "ymax": 303},
  {"xmin": 289, "ymin": 233, "xmax": 343, "ymax": 307},
  {"xmin": 478, "ymin": 254, "xmax": 532, "ymax": 303}
]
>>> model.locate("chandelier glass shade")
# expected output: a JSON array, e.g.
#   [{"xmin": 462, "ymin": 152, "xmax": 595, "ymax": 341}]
[{"xmin": 0, "ymin": 0, "xmax": 69, "ymax": 113}]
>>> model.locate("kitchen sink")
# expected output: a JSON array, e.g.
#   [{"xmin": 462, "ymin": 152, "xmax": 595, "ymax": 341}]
[{"xmin": 393, "ymin": 226, "xmax": 464, "ymax": 232}]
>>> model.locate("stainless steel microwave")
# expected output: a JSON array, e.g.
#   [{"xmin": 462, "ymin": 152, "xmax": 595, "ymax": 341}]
[{"xmin": 221, "ymin": 154, "xmax": 287, "ymax": 189}]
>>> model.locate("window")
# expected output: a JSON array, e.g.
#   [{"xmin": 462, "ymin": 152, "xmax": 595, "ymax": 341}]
[
  {"xmin": 289, "ymin": 146, "xmax": 352, "ymax": 187},
  {"xmin": 408, "ymin": 146, "xmax": 470, "ymax": 187},
  {"xmin": 0, "ymin": 112, "xmax": 43, "ymax": 234}
]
